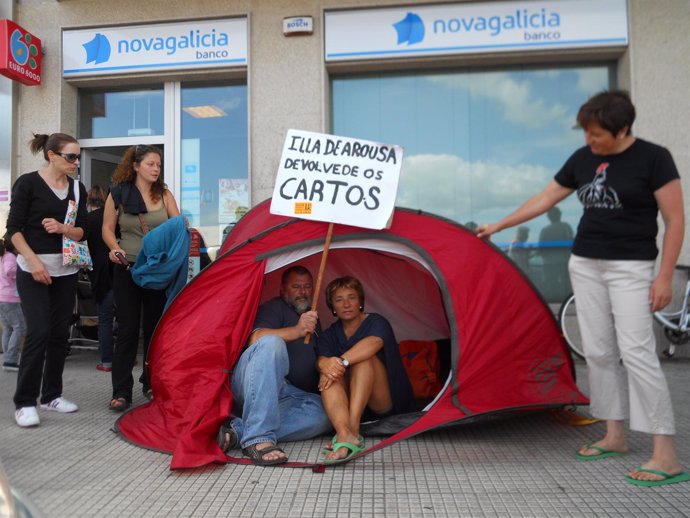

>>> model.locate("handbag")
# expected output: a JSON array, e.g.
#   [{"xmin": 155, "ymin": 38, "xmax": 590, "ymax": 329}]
[{"xmin": 62, "ymin": 179, "xmax": 93, "ymax": 269}]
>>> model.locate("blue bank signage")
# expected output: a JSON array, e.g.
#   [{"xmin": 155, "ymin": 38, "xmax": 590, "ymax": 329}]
[
  {"xmin": 325, "ymin": 0, "xmax": 628, "ymax": 61},
  {"xmin": 63, "ymin": 18, "xmax": 247, "ymax": 77}
]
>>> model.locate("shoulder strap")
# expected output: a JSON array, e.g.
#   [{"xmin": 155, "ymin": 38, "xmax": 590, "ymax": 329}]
[
  {"xmin": 72, "ymin": 177, "xmax": 80, "ymax": 204},
  {"xmin": 64, "ymin": 178, "xmax": 79, "ymax": 227},
  {"xmin": 116, "ymin": 200, "xmax": 149, "ymax": 235},
  {"xmin": 137, "ymin": 213, "xmax": 151, "ymax": 235}
]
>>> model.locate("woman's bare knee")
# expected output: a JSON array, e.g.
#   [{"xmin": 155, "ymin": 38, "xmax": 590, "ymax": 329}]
[{"xmin": 367, "ymin": 356, "xmax": 392, "ymax": 412}]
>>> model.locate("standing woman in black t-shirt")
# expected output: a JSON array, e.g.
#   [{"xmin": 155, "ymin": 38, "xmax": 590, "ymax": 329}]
[
  {"xmin": 478, "ymin": 91, "xmax": 687, "ymax": 486},
  {"xmin": 6, "ymin": 133, "xmax": 88, "ymax": 428}
]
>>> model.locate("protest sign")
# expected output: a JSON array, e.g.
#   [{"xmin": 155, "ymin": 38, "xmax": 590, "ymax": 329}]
[{"xmin": 270, "ymin": 129, "xmax": 403, "ymax": 229}]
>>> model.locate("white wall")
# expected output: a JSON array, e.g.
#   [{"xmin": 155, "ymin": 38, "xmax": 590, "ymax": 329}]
[{"xmin": 0, "ymin": 0, "xmax": 14, "ymax": 232}]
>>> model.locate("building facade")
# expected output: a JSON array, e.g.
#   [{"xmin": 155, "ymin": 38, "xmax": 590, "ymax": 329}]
[{"xmin": 2, "ymin": 0, "xmax": 689, "ymax": 312}]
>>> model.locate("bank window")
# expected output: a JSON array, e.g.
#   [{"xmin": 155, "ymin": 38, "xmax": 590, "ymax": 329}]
[
  {"xmin": 332, "ymin": 64, "xmax": 612, "ymax": 302},
  {"xmin": 78, "ymin": 86, "xmax": 164, "ymax": 139},
  {"xmin": 179, "ymin": 82, "xmax": 248, "ymax": 248}
]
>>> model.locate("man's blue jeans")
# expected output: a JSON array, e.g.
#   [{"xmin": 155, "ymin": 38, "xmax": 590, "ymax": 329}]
[{"xmin": 230, "ymin": 335, "xmax": 332, "ymax": 449}]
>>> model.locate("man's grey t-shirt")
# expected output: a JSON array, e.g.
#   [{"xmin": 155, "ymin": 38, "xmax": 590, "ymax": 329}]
[{"xmin": 252, "ymin": 297, "xmax": 321, "ymax": 394}]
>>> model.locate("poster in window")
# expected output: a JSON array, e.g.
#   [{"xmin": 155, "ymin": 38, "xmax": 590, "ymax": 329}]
[{"xmin": 218, "ymin": 178, "xmax": 248, "ymax": 224}]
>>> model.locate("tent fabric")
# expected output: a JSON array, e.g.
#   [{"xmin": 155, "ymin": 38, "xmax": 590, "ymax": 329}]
[{"xmin": 116, "ymin": 200, "xmax": 588, "ymax": 469}]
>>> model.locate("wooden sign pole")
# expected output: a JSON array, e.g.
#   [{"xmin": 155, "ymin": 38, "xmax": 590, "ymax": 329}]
[{"xmin": 305, "ymin": 222, "xmax": 334, "ymax": 344}]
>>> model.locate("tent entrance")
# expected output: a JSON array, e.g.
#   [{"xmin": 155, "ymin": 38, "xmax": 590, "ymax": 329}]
[
  {"xmin": 258, "ymin": 239, "xmax": 454, "ymax": 416},
  {"xmin": 259, "ymin": 238, "xmax": 451, "ymax": 345}
]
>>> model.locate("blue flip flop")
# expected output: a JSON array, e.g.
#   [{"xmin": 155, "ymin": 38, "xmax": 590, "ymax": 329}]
[
  {"xmin": 576, "ymin": 444, "xmax": 625, "ymax": 461},
  {"xmin": 626, "ymin": 467, "xmax": 690, "ymax": 487},
  {"xmin": 324, "ymin": 439, "xmax": 366, "ymax": 464}
]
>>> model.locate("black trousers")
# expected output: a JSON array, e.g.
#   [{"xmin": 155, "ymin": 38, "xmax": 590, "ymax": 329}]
[
  {"xmin": 14, "ymin": 270, "xmax": 77, "ymax": 408},
  {"xmin": 111, "ymin": 265, "xmax": 166, "ymax": 401}
]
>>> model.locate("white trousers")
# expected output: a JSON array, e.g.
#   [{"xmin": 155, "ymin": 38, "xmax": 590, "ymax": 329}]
[{"xmin": 569, "ymin": 255, "xmax": 675, "ymax": 435}]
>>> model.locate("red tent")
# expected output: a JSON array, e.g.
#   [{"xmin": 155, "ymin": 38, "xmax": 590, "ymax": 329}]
[{"xmin": 116, "ymin": 200, "xmax": 587, "ymax": 469}]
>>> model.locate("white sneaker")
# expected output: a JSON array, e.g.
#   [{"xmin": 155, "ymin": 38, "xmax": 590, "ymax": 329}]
[
  {"xmin": 15, "ymin": 407, "xmax": 40, "ymax": 427},
  {"xmin": 40, "ymin": 397, "xmax": 78, "ymax": 413}
]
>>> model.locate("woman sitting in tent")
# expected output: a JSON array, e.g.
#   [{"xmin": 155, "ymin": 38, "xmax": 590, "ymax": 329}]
[{"xmin": 317, "ymin": 276, "xmax": 415, "ymax": 462}]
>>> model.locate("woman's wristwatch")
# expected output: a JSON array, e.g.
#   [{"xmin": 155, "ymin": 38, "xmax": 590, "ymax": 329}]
[{"xmin": 339, "ymin": 356, "xmax": 350, "ymax": 367}]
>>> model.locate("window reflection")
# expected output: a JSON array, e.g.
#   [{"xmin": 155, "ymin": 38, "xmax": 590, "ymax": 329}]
[
  {"xmin": 180, "ymin": 82, "xmax": 248, "ymax": 250},
  {"xmin": 78, "ymin": 87, "xmax": 164, "ymax": 139},
  {"xmin": 332, "ymin": 64, "xmax": 612, "ymax": 302}
]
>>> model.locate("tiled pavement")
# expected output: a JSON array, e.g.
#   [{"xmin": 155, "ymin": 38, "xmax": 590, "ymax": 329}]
[{"xmin": 1, "ymin": 349, "xmax": 689, "ymax": 517}]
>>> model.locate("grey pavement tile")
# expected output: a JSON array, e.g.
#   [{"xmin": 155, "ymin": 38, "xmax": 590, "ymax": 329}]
[{"xmin": 1, "ymin": 351, "xmax": 689, "ymax": 517}]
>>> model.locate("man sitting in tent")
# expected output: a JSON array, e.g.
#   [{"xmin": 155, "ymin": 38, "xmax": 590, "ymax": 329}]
[{"xmin": 216, "ymin": 265, "xmax": 332, "ymax": 465}]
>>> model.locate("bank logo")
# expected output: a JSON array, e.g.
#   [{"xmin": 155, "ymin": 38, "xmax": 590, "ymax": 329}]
[
  {"xmin": 83, "ymin": 33, "xmax": 111, "ymax": 64},
  {"xmin": 393, "ymin": 12, "xmax": 425, "ymax": 45},
  {"xmin": 10, "ymin": 29, "xmax": 39, "ymax": 70}
]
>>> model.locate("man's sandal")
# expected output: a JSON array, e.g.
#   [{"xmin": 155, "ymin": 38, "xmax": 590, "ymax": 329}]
[
  {"xmin": 109, "ymin": 398, "xmax": 130, "ymax": 412},
  {"xmin": 242, "ymin": 444, "xmax": 288, "ymax": 466},
  {"xmin": 217, "ymin": 420, "xmax": 239, "ymax": 454}
]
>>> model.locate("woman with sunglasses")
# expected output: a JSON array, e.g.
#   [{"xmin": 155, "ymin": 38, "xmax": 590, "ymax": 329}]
[
  {"xmin": 6, "ymin": 132, "xmax": 88, "ymax": 428},
  {"xmin": 102, "ymin": 145, "xmax": 179, "ymax": 411}
]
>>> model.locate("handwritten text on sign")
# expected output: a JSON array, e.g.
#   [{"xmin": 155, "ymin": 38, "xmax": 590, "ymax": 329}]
[{"xmin": 271, "ymin": 129, "xmax": 403, "ymax": 229}]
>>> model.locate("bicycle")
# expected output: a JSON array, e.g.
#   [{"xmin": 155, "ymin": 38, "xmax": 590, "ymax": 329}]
[
  {"xmin": 557, "ymin": 293, "xmax": 584, "ymax": 359},
  {"xmin": 653, "ymin": 265, "xmax": 690, "ymax": 357},
  {"xmin": 557, "ymin": 265, "xmax": 690, "ymax": 359}
]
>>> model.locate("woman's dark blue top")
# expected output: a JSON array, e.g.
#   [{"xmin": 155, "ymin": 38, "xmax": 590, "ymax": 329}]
[{"xmin": 318, "ymin": 313, "xmax": 415, "ymax": 415}]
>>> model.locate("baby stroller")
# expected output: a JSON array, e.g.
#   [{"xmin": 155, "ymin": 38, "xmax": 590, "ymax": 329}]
[{"xmin": 67, "ymin": 269, "xmax": 99, "ymax": 352}]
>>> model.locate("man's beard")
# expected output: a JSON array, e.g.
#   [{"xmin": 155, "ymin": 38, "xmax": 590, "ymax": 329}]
[{"xmin": 285, "ymin": 295, "xmax": 312, "ymax": 314}]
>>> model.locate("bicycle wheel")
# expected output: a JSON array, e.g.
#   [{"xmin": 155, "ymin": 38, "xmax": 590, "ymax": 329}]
[
  {"xmin": 558, "ymin": 293, "xmax": 585, "ymax": 359},
  {"xmin": 654, "ymin": 310, "xmax": 690, "ymax": 345}
]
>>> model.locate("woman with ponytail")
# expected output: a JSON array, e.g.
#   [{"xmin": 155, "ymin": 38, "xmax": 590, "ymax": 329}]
[{"xmin": 6, "ymin": 132, "xmax": 87, "ymax": 427}]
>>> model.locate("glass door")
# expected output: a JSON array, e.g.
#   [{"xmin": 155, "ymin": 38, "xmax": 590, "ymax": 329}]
[
  {"xmin": 177, "ymin": 82, "xmax": 248, "ymax": 250},
  {"xmin": 78, "ymin": 85, "xmax": 168, "ymax": 190},
  {"xmin": 78, "ymin": 80, "xmax": 249, "ymax": 253},
  {"xmin": 80, "ymin": 149, "xmax": 122, "ymax": 190}
]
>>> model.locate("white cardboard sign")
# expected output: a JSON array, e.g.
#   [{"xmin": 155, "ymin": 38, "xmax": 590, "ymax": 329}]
[{"xmin": 270, "ymin": 129, "xmax": 403, "ymax": 230}]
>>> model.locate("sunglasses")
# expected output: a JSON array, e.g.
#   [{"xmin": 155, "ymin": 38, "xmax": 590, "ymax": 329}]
[{"xmin": 57, "ymin": 152, "xmax": 81, "ymax": 163}]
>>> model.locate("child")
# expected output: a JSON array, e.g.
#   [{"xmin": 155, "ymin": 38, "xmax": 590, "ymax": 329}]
[{"xmin": 0, "ymin": 237, "xmax": 26, "ymax": 371}]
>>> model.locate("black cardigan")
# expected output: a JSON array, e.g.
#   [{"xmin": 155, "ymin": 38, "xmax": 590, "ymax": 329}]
[
  {"xmin": 86, "ymin": 207, "xmax": 113, "ymax": 302},
  {"xmin": 6, "ymin": 171, "xmax": 88, "ymax": 254}
]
